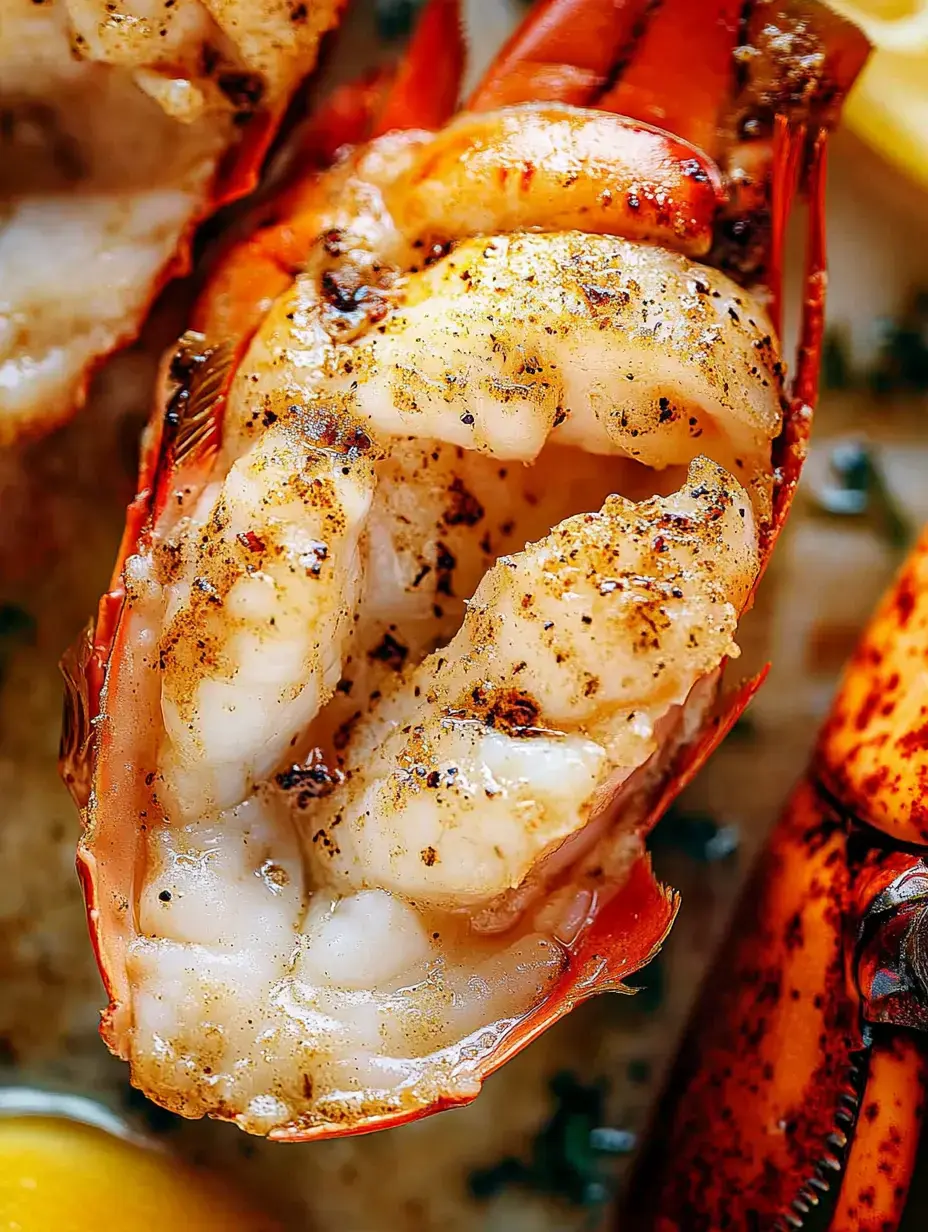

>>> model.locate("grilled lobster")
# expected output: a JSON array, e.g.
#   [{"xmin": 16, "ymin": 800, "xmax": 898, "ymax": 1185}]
[{"xmin": 60, "ymin": 0, "xmax": 869, "ymax": 1139}]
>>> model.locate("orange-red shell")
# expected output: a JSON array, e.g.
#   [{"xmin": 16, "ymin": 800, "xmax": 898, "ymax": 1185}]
[
  {"xmin": 61, "ymin": 0, "xmax": 869, "ymax": 1142},
  {"xmin": 819, "ymin": 531, "xmax": 928, "ymax": 846},
  {"xmin": 625, "ymin": 777, "xmax": 864, "ymax": 1229},
  {"xmin": 623, "ymin": 542, "xmax": 928, "ymax": 1232}
]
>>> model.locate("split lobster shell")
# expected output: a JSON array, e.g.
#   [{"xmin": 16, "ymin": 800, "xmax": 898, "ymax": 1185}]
[{"xmin": 60, "ymin": 0, "xmax": 869, "ymax": 1140}]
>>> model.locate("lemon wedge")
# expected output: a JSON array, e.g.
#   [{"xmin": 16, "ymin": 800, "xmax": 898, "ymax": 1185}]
[
  {"xmin": 827, "ymin": 0, "xmax": 928, "ymax": 193},
  {"xmin": 0, "ymin": 1114, "xmax": 277, "ymax": 1232}
]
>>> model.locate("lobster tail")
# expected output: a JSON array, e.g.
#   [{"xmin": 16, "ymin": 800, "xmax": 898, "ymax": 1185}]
[{"xmin": 60, "ymin": 0, "xmax": 869, "ymax": 1145}]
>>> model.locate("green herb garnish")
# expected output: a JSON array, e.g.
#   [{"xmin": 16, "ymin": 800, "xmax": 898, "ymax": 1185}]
[
  {"xmin": 626, "ymin": 1058, "xmax": 652, "ymax": 1086},
  {"xmin": 0, "ymin": 604, "xmax": 35, "ymax": 684},
  {"xmin": 823, "ymin": 294, "xmax": 928, "ymax": 396},
  {"xmin": 122, "ymin": 1084, "xmax": 181, "ymax": 1135},
  {"xmin": 0, "ymin": 604, "xmax": 34, "ymax": 641},
  {"xmin": 730, "ymin": 712, "xmax": 758, "ymax": 741},
  {"xmin": 869, "ymin": 291, "xmax": 928, "ymax": 395},
  {"xmin": 375, "ymin": 0, "xmax": 422, "ymax": 40},
  {"xmin": 811, "ymin": 441, "xmax": 913, "ymax": 552},
  {"xmin": 650, "ymin": 805, "xmax": 740, "ymax": 864},
  {"xmin": 469, "ymin": 1072, "xmax": 635, "ymax": 1208},
  {"xmin": 822, "ymin": 329, "xmax": 852, "ymax": 392}
]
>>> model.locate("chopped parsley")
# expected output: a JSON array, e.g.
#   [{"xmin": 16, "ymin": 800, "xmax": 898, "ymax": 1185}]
[
  {"xmin": 823, "ymin": 294, "xmax": 928, "ymax": 396},
  {"xmin": 870, "ymin": 291, "xmax": 928, "ymax": 395},
  {"xmin": 469, "ymin": 1072, "xmax": 635, "ymax": 1208},
  {"xmin": 811, "ymin": 441, "xmax": 913, "ymax": 552},
  {"xmin": 650, "ymin": 805, "xmax": 740, "ymax": 864},
  {"xmin": 375, "ymin": 0, "xmax": 423, "ymax": 40},
  {"xmin": 0, "ymin": 604, "xmax": 35, "ymax": 684}
]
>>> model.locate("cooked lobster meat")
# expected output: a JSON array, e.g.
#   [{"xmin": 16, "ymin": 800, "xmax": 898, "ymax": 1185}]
[
  {"xmin": 60, "ymin": 0, "xmax": 869, "ymax": 1138},
  {"xmin": 0, "ymin": 0, "xmax": 343, "ymax": 441}
]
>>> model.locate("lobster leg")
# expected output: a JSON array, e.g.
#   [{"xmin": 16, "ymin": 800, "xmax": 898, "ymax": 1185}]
[
  {"xmin": 287, "ymin": 67, "xmax": 397, "ymax": 168},
  {"xmin": 468, "ymin": 0, "xmax": 751, "ymax": 145},
  {"xmin": 763, "ymin": 125, "xmax": 825, "ymax": 550}
]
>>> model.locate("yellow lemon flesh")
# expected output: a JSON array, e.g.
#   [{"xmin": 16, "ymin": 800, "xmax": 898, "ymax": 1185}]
[
  {"xmin": 827, "ymin": 0, "xmax": 928, "ymax": 193},
  {"xmin": 0, "ymin": 1116, "xmax": 276, "ymax": 1232}
]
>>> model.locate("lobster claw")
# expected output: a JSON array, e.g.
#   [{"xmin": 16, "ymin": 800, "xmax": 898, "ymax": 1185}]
[
  {"xmin": 855, "ymin": 855, "xmax": 928, "ymax": 1031},
  {"xmin": 625, "ymin": 541, "xmax": 928, "ymax": 1230},
  {"xmin": 623, "ymin": 779, "xmax": 869, "ymax": 1231},
  {"xmin": 830, "ymin": 1033, "xmax": 927, "ymax": 1232},
  {"xmin": 834, "ymin": 847, "xmax": 928, "ymax": 1229},
  {"xmin": 623, "ymin": 782, "xmax": 928, "ymax": 1232}
]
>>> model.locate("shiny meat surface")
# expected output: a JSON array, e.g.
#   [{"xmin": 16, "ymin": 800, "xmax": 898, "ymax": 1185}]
[
  {"xmin": 92, "ymin": 108, "xmax": 782, "ymax": 1132},
  {"xmin": 0, "ymin": 0, "xmax": 341, "ymax": 440}
]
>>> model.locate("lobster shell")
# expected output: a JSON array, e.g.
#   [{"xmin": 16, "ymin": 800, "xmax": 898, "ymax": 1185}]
[{"xmin": 60, "ymin": 0, "xmax": 869, "ymax": 1139}]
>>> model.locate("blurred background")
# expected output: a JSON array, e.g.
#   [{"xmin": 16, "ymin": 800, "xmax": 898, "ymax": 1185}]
[{"xmin": 2, "ymin": 0, "xmax": 928, "ymax": 1227}]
